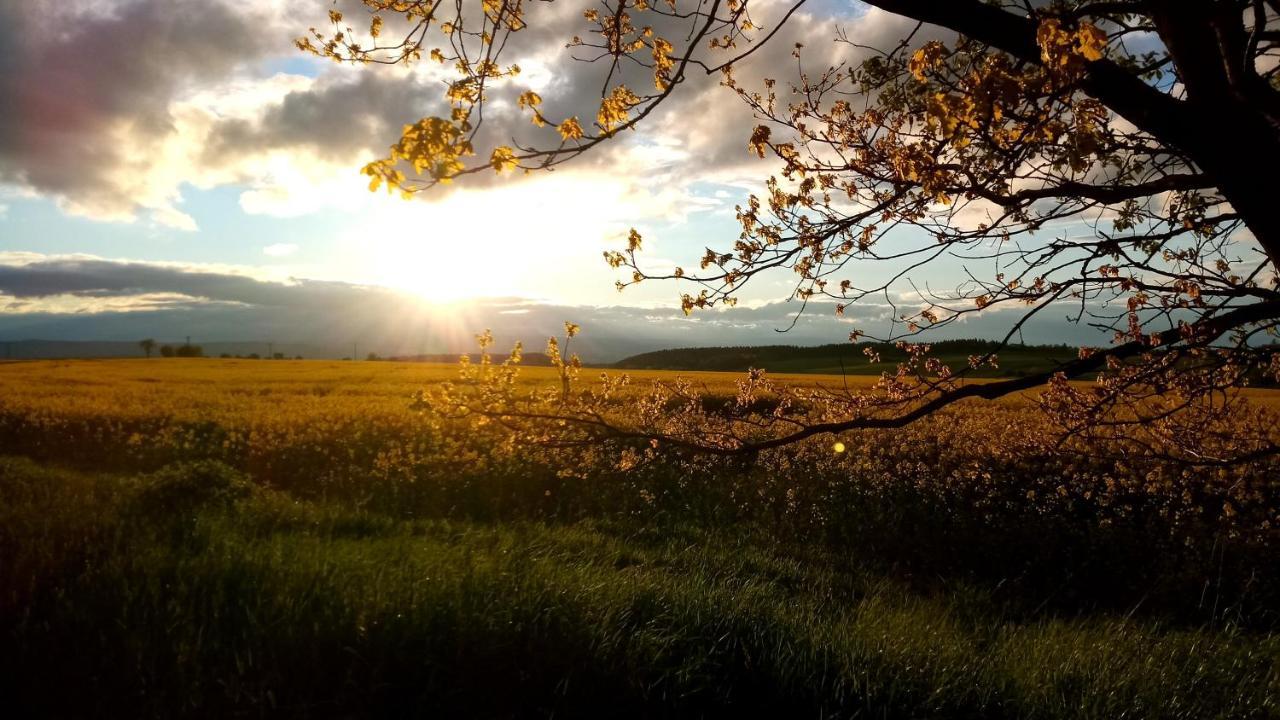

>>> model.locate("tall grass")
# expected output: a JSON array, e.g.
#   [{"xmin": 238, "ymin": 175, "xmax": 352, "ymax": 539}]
[{"xmin": 2, "ymin": 457, "xmax": 1278, "ymax": 718}]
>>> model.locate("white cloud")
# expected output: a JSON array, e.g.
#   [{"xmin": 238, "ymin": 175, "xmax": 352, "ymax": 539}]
[
  {"xmin": 151, "ymin": 206, "xmax": 198, "ymax": 232},
  {"xmin": 0, "ymin": 0, "xmax": 894, "ymax": 231},
  {"xmin": 263, "ymin": 243, "xmax": 299, "ymax": 257}
]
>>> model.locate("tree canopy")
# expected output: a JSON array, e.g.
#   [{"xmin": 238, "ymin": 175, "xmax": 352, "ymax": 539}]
[{"xmin": 306, "ymin": 0, "xmax": 1280, "ymax": 464}]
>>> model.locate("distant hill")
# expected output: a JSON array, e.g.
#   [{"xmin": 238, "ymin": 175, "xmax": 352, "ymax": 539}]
[
  {"xmin": 614, "ymin": 339, "xmax": 1083, "ymax": 378},
  {"xmin": 0, "ymin": 340, "xmax": 565, "ymax": 365},
  {"xmin": 0, "ymin": 340, "xmax": 339, "ymax": 360},
  {"xmin": 386, "ymin": 352, "xmax": 556, "ymax": 366}
]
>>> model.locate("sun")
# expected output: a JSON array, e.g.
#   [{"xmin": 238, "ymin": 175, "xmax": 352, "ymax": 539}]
[
  {"xmin": 338, "ymin": 171, "xmax": 658, "ymax": 304},
  {"xmin": 345, "ymin": 194, "xmax": 525, "ymax": 302},
  {"xmin": 367, "ymin": 232, "xmax": 484, "ymax": 302}
]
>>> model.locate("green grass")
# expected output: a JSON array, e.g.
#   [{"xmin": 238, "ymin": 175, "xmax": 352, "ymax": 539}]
[{"xmin": 3, "ymin": 457, "xmax": 1277, "ymax": 718}]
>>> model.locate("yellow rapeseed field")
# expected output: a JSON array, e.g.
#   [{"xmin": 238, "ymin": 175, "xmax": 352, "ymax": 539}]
[{"xmin": 0, "ymin": 357, "xmax": 1276, "ymax": 538}]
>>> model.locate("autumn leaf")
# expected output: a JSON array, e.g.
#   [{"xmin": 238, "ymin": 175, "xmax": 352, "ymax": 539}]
[
  {"xmin": 490, "ymin": 146, "xmax": 519, "ymax": 173},
  {"xmin": 557, "ymin": 116, "xmax": 585, "ymax": 140},
  {"xmin": 1076, "ymin": 22, "xmax": 1107, "ymax": 61},
  {"xmin": 748, "ymin": 125, "xmax": 771, "ymax": 158}
]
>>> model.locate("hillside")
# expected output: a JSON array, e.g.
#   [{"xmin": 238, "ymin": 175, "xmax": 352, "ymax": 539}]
[{"xmin": 614, "ymin": 339, "xmax": 1081, "ymax": 377}]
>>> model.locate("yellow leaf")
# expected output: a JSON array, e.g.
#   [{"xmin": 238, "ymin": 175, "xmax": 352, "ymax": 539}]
[
  {"xmin": 517, "ymin": 91, "xmax": 542, "ymax": 109},
  {"xmin": 748, "ymin": 125, "xmax": 771, "ymax": 158},
  {"xmin": 908, "ymin": 41, "xmax": 946, "ymax": 82},
  {"xmin": 557, "ymin": 116, "xmax": 584, "ymax": 140},
  {"xmin": 490, "ymin": 146, "xmax": 518, "ymax": 173},
  {"xmin": 1076, "ymin": 22, "xmax": 1107, "ymax": 61}
]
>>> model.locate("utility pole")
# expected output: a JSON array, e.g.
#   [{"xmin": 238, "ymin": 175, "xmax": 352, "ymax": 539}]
[{"xmin": 185, "ymin": 335, "xmax": 191, "ymax": 347}]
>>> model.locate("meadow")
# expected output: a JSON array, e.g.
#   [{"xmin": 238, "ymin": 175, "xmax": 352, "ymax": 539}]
[{"xmin": 2, "ymin": 358, "xmax": 1279, "ymax": 717}]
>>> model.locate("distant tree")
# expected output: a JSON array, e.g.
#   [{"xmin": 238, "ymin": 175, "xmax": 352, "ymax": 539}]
[
  {"xmin": 367, "ymin": 352, "xmax": 380, "ymax": 361},
  {"xmin": 138, "ymin": 338, "xmax": 156, "ymax": 358},
  {"xmin": 220, "ymin": 353, "xmax": 232, "ymax": 358},
  {"xmin": 295, "ymin": 355, "xmax": 304, "ymax": 360},
  {"xmin": 175, "ymin": 345, "xmax": 203, "ymax": 358},
  {"xmin": 247, "ymin": 353, "xmax": 261, "ymax": 360},
  {"xmin": 159, "ymin": 345, "xmax": 175, "ymax": 358},
  {"xmin": 314, "ymin": 1, "xmax": 1280, "ymax": 464},
  {"xmin": 273, "ymin": 352, "xmax": 285, "ymax": 360}
]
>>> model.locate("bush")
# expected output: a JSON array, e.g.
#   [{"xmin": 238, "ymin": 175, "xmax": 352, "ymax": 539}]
[{"xmin": 131, "ymin": 461, "xmax": 255, "ymax": 520}]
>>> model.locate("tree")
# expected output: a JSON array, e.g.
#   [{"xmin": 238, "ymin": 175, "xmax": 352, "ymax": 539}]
[
  {"xmin": 138, "ymin": 338, "xmax": 156, "ymax": 358},
  {"xmin": 159, "ymin": 345, "xmax": 175, "ymax": 358},
  {"xmin": 175, "ymin": 345, "xmax": 204, "ymax": 358},
  {"xmin": 309, "ymin": 1, "xmax": 1280, "ymax": 464}
]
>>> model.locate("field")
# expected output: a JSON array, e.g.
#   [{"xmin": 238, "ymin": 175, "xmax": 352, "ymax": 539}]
[{"xmin": 3, "ymin": 358, "xmax": 1280, "ymax": 718}]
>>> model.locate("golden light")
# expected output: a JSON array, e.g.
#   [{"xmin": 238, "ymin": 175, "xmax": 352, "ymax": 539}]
[
  {"xmin": 345, "ymin": 171, "xmax": 668, "ymax": 303},
  {"xmin": 833, "ymin": 441, "xmax": 846, "ymax": 454}
]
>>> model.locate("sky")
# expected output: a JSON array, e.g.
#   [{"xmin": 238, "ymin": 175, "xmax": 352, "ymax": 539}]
[{"xmin": 0, "ymin": 0, "xmax": 1104, "ymax": 360}]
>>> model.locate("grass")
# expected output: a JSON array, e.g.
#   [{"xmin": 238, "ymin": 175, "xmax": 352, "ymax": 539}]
[
  {"xmin": 3, "ymin": 457, "xmax": 1277, "ymax": 718},
  {"xmin": 2, "ymin": 359, "xmax": 1279, "ymax": 717}
]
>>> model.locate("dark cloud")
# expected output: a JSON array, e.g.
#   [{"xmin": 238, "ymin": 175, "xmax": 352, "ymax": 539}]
[
  {"xmin": 0, "ymin": 256, "xmax": 1102, "ymax": 359},
  {"xmin": 200, "ymin": 1, "xmax": 933, "ymax": 194},
  {"xmin": 202, "ymin": 71, "xmax": 438, "ymax": 168},
  {"xmin": 0, "ymin": 0, "xmax": 942, "ymax": 216},
  {"xmin": 0, "ymin": 0, "xmax": 269, "ymax": 216},
  {"xmin": 0, "ymin": 257, "xmax": 392, "ymax": 307}
]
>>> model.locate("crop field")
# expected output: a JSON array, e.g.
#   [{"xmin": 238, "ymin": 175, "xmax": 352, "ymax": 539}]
[{"xmin": 3, "ymin": 358, "xmax": 1280, "ymax": 718}]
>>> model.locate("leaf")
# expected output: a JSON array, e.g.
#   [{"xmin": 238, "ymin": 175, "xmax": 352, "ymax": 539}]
[
  {"xmin": 517, "ymin": 91, "xmax": 542, "ymax": 109},
  {"xmin": 490, "ymin": 146, "xmax": 519, "ymax": 173},
  {"xmin": 1076, "ymin": 22, "xmax": 1107, "ymax": 61},
  {"xmin": 557, "ymin": 117, "xmax": 584, "ymax": 140},
  {"xmin": 748, "ymin": 125, "xmax": 771, "ymax": 158}
]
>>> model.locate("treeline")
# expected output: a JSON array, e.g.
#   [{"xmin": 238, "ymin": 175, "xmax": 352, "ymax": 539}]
[
  {"xmin": 614, "ymin": 339, "xmax": 1081, "ymax": 377},
  {"xmin": 157, "ymin": 344, "xmax": 203, "ymax": 358},
  {"xmin": 137, "ymin": 338, "xmax": 303, "ymax": 360}
]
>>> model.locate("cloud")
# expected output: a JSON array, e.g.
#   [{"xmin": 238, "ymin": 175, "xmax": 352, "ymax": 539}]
[
  {"xmin": 0, "ymin": 0, "xmax": 1002, "ymax": 320},
  {"xmin": 151, "ymin": 206, "xmax": 199, "ymax": 232},
  {"xmin": 0, "ymin": 0, "xmax": 271, "ymax": 222},
  {"xmin": 263, "ymin": 243, "xmax": 299, "ymax": 257},
  {"xmin": 0, "ymin": 0, "xmax": 930, "ymax": 232},
  {"xmin": 0, "ymin": 253, "xmax": 1105, "ymax": 359}
]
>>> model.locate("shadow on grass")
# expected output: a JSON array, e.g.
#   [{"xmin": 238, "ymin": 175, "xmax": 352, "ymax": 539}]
[{"xmin": 2, "ymin": 457, "xmax": 1278, "ymax": 718}]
